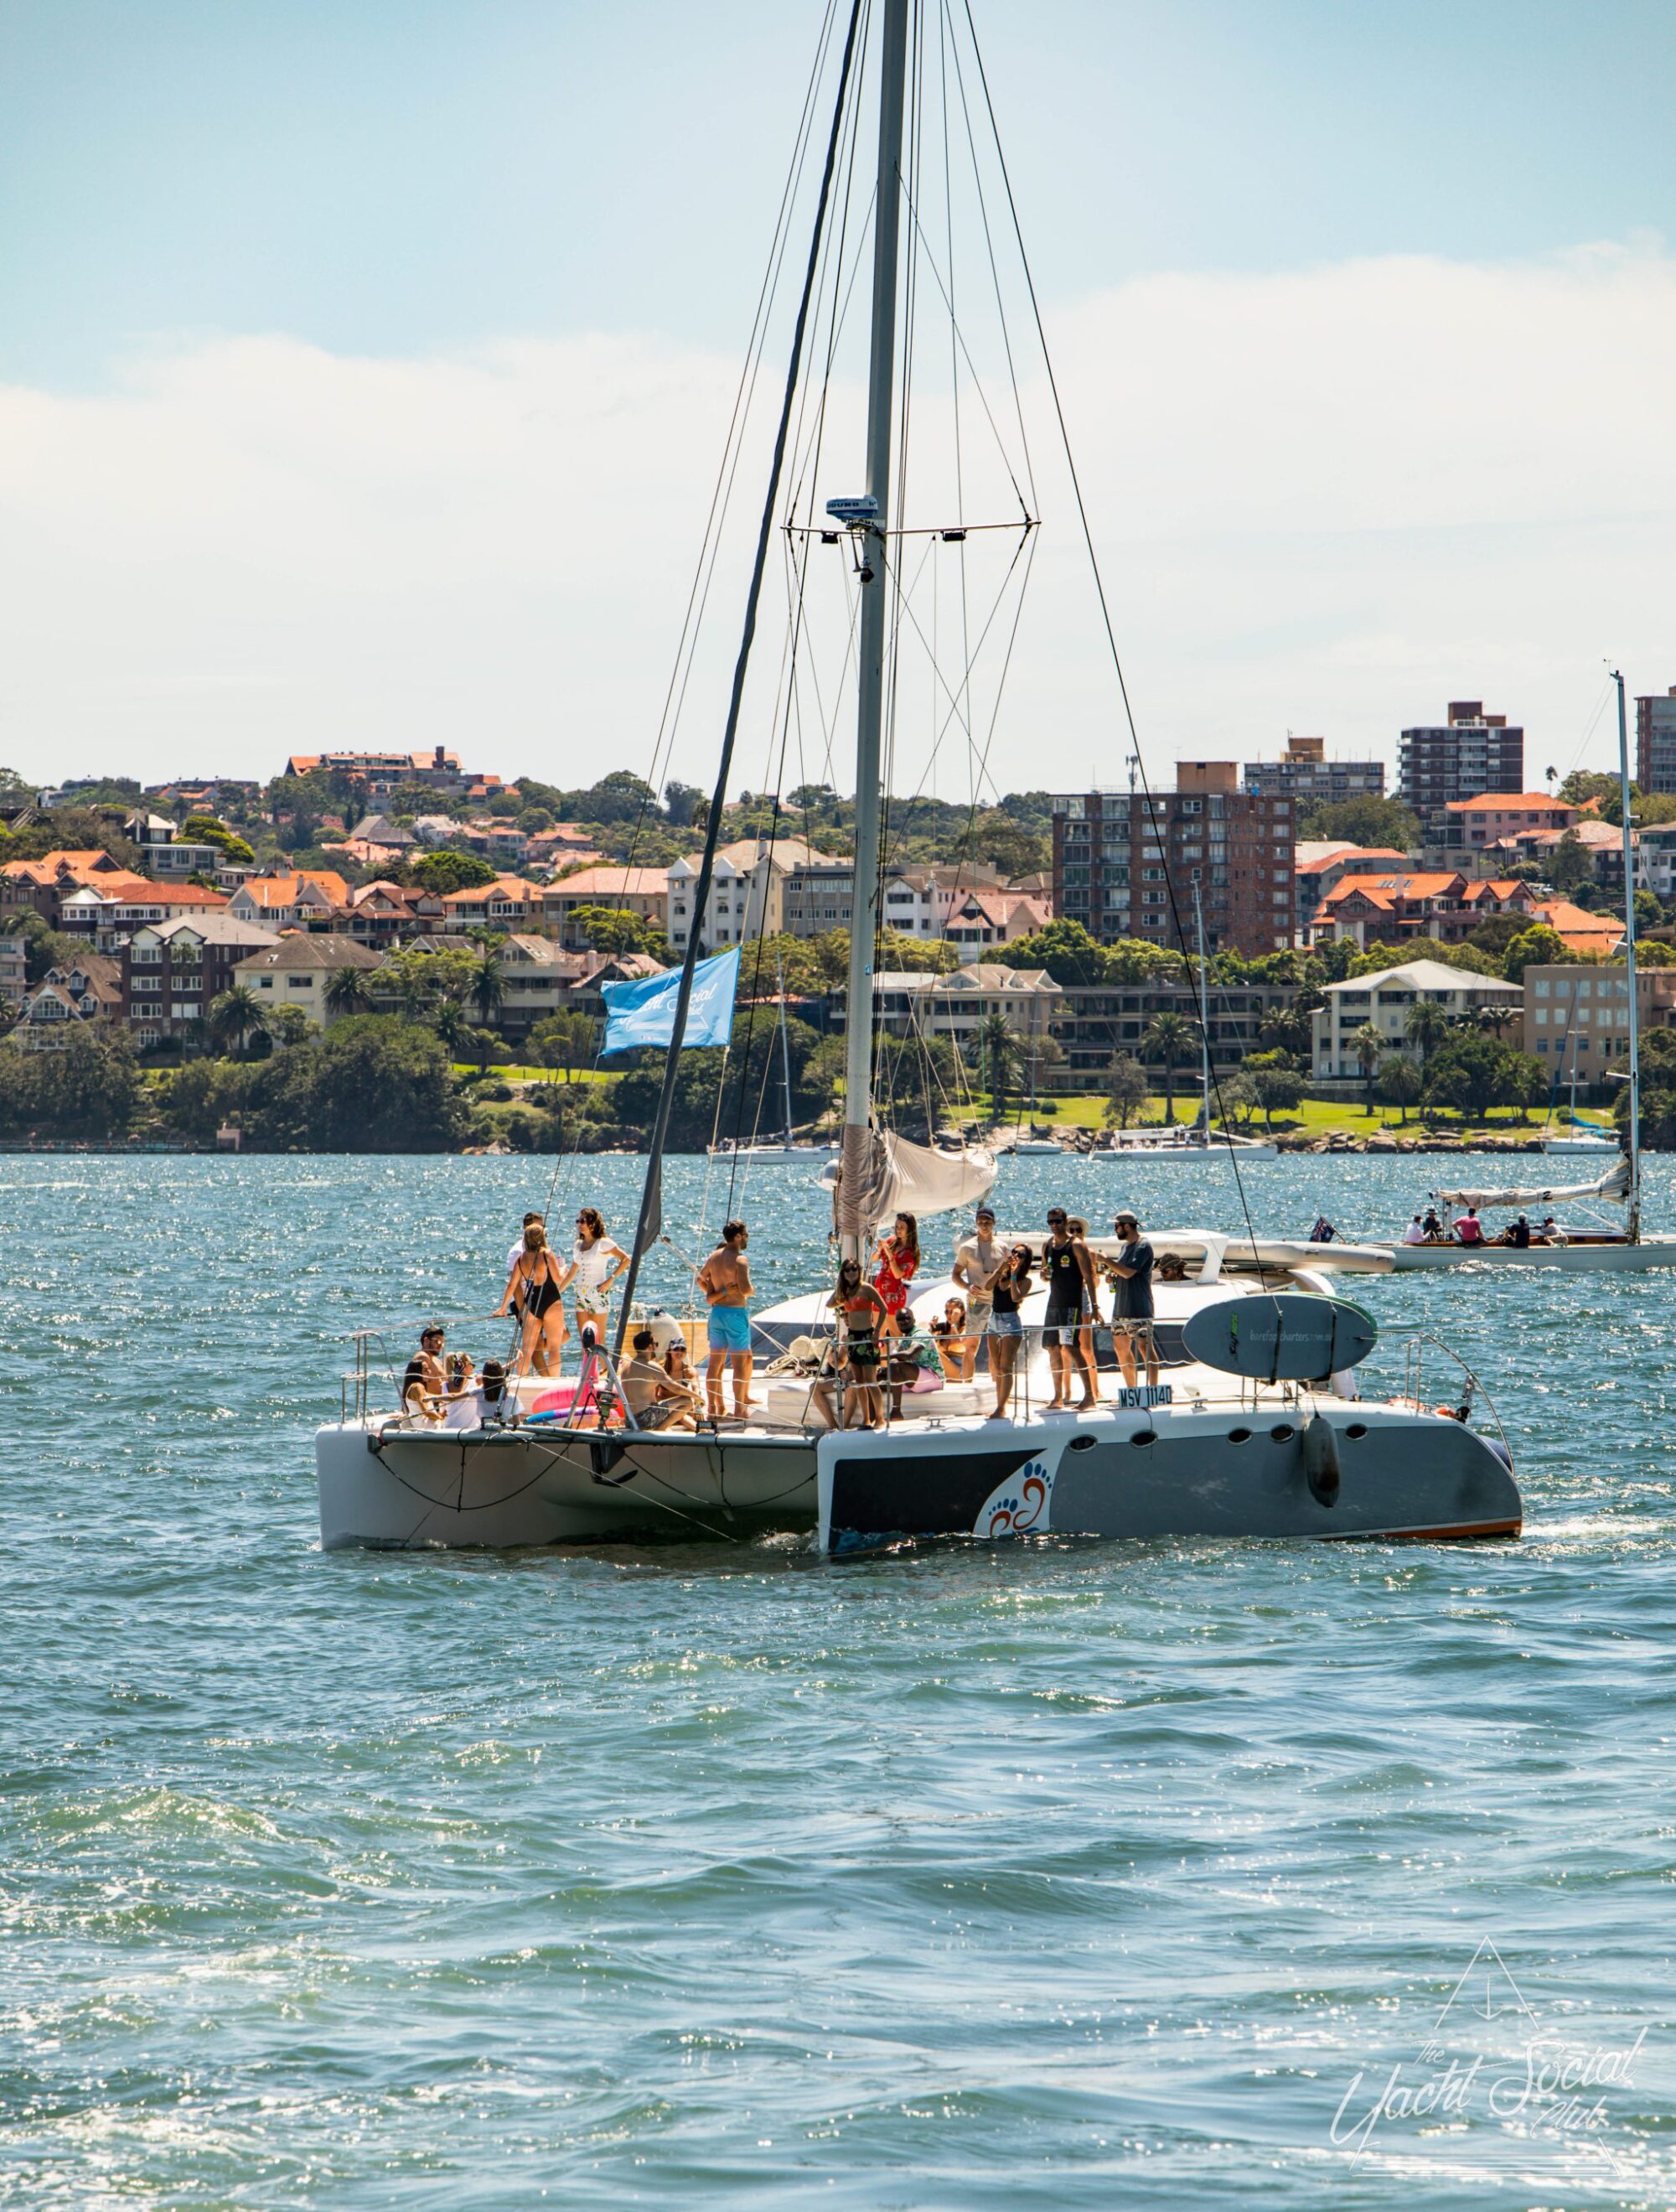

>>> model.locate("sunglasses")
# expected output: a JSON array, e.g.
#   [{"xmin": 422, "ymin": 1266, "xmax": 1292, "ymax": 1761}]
[{"xmin": 1048, "ymin": 1214, "xmax": 1067, "ymax": 1225}]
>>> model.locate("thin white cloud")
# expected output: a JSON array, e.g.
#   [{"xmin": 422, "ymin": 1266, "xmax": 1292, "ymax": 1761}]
[{"xmin": 3, "ymin": 242, "xmax": 1673, "ymax": 793}]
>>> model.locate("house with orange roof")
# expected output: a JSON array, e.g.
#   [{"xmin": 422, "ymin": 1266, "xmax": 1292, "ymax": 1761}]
[
  {"xmin": 1292, "ymin": 844, "xmax": 1415, "ymax": 940},
  {"xmin": 541, "ymin": 866, "xmax": 669, "ymax": 947},
  {"xmin": 439, "ymin": 874, "xmax": 546, "ymax": 929},
  {"xmin": 0, "ymin": 849, "xmax": 131, "ymax": 925},
  {"xmin": 1310, "ymin": 870, "xmax": 1472, "ymax": 948},
  {"xmin": 944, "ymin": 887, "xmax": 1053, "ymax": 951},
  {"xmin": 227, "ymin": 872, "xmax": 351, "ymax": 930}
]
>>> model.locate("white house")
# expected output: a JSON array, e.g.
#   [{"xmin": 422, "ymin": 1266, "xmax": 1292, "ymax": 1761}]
[
  {"xmin": 231, "ymin": 934, "xmax": 384, "ymax": 1029},
  {"xmin": 1311, "ymin": 959, "xmax": 1523, "ymax": 1080}
]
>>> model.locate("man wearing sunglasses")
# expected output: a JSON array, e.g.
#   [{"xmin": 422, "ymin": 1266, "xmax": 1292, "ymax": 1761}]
[{"xmin": 1041, "ymin": 1207, "xmax": 1100, "ymax": 1411}]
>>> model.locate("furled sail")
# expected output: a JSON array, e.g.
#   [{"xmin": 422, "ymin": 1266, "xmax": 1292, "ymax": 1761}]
[
  {"xmin": 830, "ymin": 1127, "xmax": 997, "ymax": 1238},
  {"xmin": 1432, "ymin": 1157, "xmax": 1629, "ymax": 1210}
]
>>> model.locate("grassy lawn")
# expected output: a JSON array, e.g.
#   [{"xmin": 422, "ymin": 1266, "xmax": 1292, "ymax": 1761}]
[
  {"xmin": 944, "ymin": 1092, "xmax": 1548, "ymax": 1142},
  {"xmin": 453, "ymin": 1064, "xmax": 618, "ymax": 1086}
]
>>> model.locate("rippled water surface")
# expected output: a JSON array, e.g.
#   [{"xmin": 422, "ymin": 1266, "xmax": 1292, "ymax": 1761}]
[{"xmin": 6, "ymin": 1150, "xmax": 1676, "ymax": 2209}]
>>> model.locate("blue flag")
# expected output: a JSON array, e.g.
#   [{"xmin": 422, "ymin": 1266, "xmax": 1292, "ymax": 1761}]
[{"xmin": 600, "ymin": 945, "xmax": 740, "ymax": 1056}]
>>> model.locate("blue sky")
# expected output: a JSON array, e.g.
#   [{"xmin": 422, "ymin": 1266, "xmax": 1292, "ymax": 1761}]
[
  {"xmin": 2, "ymin": 2, "xmax": 1673, "ymax": 790},
  {"xmin": 6, "ymin": 0, "xmax": 1671, "ymax": 387}
]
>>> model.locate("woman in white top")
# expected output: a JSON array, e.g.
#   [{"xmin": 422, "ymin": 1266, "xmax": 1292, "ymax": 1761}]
[{"xmin": 568, "ymin": 1207, "xmax": 629, "ymax": 1347}]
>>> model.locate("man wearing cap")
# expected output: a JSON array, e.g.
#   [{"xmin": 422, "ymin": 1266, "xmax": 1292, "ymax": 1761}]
[
  {"xmin": 1101, "ymin": 1211, "xmax": 1158, "ymax": 1393},
  {"xmin": 951, "ymin": 1204, "xmax": 1001, "ymax": 1381}
]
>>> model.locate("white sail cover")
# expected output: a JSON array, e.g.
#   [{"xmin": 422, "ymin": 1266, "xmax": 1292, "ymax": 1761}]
[
  {"xmin": 830, "ymin": 1127, "xmax": 997, "ymax": 1238},
  {"xmin": 1432, "ymin": 1157, "xmax": 1629, "ymax": 1210}
]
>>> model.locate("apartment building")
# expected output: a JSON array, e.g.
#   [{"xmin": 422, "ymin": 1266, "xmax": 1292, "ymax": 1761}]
[
  {"xmin": 1311, "ymin": 961, "xmax": 1523, "ymax": 1080},
  {"xmin": 0, "ymin": 933, "xmax": 26, "ymax": 1008},
  {"xmin": 541, "ymin": 867, "xmax": 668, "ymax": 948},
  {"xmin": 1244, "ymin": 735, "xmax": 1384, "ymax": 811},
  {"xmin": 122, "ymin": 915, "xmax": 281, "ymax": 1048},
  {"xmin": 1523, "ymin": 964, "xmax": 1676, "ymax": 1085},
  {"xmin": 231, "ymin": 935, "xmax": 384, "ymax": 1029},
  {"xmin": 1636, "ymin": 687, "xmax": 1676, "ymax": 795},
  {"xmin": 1048, "ymin": 979, "xmax": 1300, "ymax": 1092},
  {"xmin": 1436, "ymin": 792, "xmax": 1577, "ymax": 859},
  {"xmin": 1398, "ymin": 702, "xmax": 1524, "ymax": 831},
  {"xmin": 1052, "ymin": 765, "xmax": 1296, "ymax": 956}
]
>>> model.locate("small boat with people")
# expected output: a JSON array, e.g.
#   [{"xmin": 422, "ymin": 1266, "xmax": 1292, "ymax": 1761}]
[
  {"xmin": 1375, "ymin": 672, "xmax": 1675, "ymax": 1270},
  {"xmin": 315, "ymin": 0, "xmax": 1519, "ymax": 1557}
]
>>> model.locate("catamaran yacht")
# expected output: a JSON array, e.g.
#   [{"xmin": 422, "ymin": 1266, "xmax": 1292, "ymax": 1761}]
[{"xmin": 317, "ymin": 0, "xmax": 1518, "ymax": 1556}]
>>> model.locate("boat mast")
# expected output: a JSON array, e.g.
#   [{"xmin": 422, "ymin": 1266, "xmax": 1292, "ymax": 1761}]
[
  {"xmin": 1192, "ymin": 884, "xmax": 1213, "ymax": 1140},
  {"xmin": 837, "ymin": 0, "xmax": 910, "ymax": 1260},
  {"xmin": 1613, "ymin": 668, "xmax": 1642, "ymax": 1241},
  {"xmin": 775, "ymin": 943, "xmax": 795, "ymax": 1146}
]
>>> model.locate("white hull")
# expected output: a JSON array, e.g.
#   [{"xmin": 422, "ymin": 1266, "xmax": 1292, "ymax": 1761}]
[
  {"xmin": 318, "ymin": 1396, "xmax": 1518, "ymax": 1552},
  {"xmin": 1381, "ymin": 1237, "xmax": 1676, "ymax": 1272},
  {"xmin": 1538, "ymin": 1139, "xmax": 1618, "ymax": 1157}
]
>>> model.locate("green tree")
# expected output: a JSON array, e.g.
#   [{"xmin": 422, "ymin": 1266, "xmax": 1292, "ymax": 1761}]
[
  {"xmin": 1559, "ymin": 769, "xmax": 1621, "ymax": 810},
  {"xmin": 179, "ymin": 814, "xmax": 256, "ymax": 864},
  {"xmin": 1348, "ymin": 1022, "xmax": 1385, "ymax": 1112},
  {"xmin": 1501, "ymin": 923, "xmax": 1572, "ymax": 983},
  {"xmin": 411, "ymin": 847, "xmax": 497, "ymax": 896},
  {"xmin": 1103, "ymin": 1053, "xmax": 1149, "ymax": 1131},
  {"xmin": 208, "ymin": 984, "xmax": 270, "ymax": 1058},
  {"xmin": 468, "ymin": 951, "xmax": 504, "ymax": 1026},
  {"xmin": 1403, "ymin": 998, "xmax": 1450, "ymax": 1063},
  {"xmin": 434, "ymin": 998, "xmax": 471, "ymax": 1055},
  {"xmin": 1422, "ymin": 1033, "xmax": 1509, "ymax": 1120},
  {"xmin": 1503, "ymin": 1049, "xmax": 1547, "ymax": 1121},
  {"xmin": 1377, "ymin": 1052, "xmax": 1421, "ymax": 1124},
  {"xmin": 566, "ymin": 904, "xmax": 666, "ymax": 956},
  {"xmin": 1544, "ymin": 831, "xmax": 1593, "ymax": 893},
  {"xmin": 529, "ymin": 1009, "xmax": 597, "ymax": 1082},
  {"xmin": 1142, "ymin": 1009, "xmax": 1193, "ymax": 1120},
  {"xmin": 0, "ymin": 1028, "xmax": 142, "ymax": 1140},
  {"xmin": 966, "ymin": 1011, "xmax": 1022, "ymax": 1126},
  {"xmin": 1297, "ymin": 794, "xmax": 1421, "ymax": 851},
  {"xmin": 1243, "ymin": 1047, "xmax": 1305, "ymax": 1127},
  {"xmin": 325, "ymin": 965, "xmax": 376, "ymax": 1018},
  {"xmin": 2, "ymin": 910, "xmax": 86, "ymax": 986},
  {"xmin": 237, "ymin": 1017, "xmax": 472, "ymax": 1151},
  {"xmin": 267, "ymin": 1003, "xmax": 313, "ymax": 1049}
]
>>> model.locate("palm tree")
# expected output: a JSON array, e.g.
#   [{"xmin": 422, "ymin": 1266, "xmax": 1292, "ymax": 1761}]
[
  {"xmin": 325, "ymin": 965, "xmax": 375, "ymax": 1019},
  {"xmin": 1142, "ymin": 1009, "xmax": 1192, "ymax": 1123},
  {"xmin": 207, "ymin": 984, "xmax": 268, "ymax": 1059},
  {"xmin": 969, "ymin": 1010, "xmax": 1021, "ymax": 1128},
  {"xmin": 1404, "ymin": 997, "xmax": 1449, "ymax": 1065},
  {"xmin": 469, "ymin": 951, "xmax": 504, "ymax": 1028},
  {"xmin": 433, "ymin": 997, "xmax": 470, "ymax": 1057},
  {"xmin": 1349, "ymin": 1022, "xmax": 1384, "ymax": 1114}
]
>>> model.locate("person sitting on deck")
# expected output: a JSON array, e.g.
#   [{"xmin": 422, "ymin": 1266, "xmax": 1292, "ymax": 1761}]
[
  {"xmin": 1421, "ymin": 1208, "xmax": 1444, "ymax": 1241},
  {"xmin": 697, "ymin": 1220, "xmax": 754, "ymax": 1423},
  {"xmin": 402, "ymin": 1324, "xmax": 447, "ymax": 1422},
  {"xmin": 441, "ymin": 1352, "xmax": 477, "ymax": 1426},
  {"xmin": 1453, "ymin": 1208, "xmax": 1486, "ymax": 1247},
  {"xmin": 1156, "ymin": 1252, "xmax": 1189, "ymax": 1282},
  {"xmin": 660, "ymin": 1339, "xmax": 702, "ymax": 1429},
  {"xmin": 620, "ymin": 1329, "xmax": 695, "ymax": 1431},
  {"xmin": 929, "ymin": 1298, "xmax": 970, "ymax": 1381},
  {"xmin": 1402, "ymin": 1215, "xmax": 1425, "ymax": 1246},
  {"xmin": 1508, "ymin": 1213, "xmax": 1532, "ymax": 1249},
  {"xmin": 884, "ymin": 1312, "xmax": 946, "ymax": 1419}
]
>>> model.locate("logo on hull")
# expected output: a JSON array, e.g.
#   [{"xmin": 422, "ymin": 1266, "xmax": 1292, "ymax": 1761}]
[{"xmin": 975, "ymin": 1456, "xmax": 1054, "ymax": 1538}]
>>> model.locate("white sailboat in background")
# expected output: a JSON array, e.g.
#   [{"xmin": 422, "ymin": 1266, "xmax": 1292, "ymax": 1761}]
[
  {"xmin": 708, "ymin": 951, "xmax": 841, "ymax": 1163},
  {"xmin": 1379, "ymin": 671, "xmax": 1676, "ymax": 1271}
]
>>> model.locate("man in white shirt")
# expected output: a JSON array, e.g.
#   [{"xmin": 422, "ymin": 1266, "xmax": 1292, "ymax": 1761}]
[
  {"xmin": 951, "ymin": 1204, "xmax": 1001, "ymax": 1381},
  {"xmin": 1401, "ymin": 1215, "xmax": 1425, "ymax": 1246}
]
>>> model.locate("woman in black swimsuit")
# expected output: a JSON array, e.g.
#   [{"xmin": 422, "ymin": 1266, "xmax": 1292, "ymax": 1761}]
[{"xmin": 497, "ymin": 1221, "xmax": 568, "ymax": 1379}]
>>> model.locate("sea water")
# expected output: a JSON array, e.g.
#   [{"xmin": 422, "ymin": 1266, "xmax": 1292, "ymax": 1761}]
[{"xmin": 4, "ymin": 1149, "xmax": 1675, "ymax": 2209}]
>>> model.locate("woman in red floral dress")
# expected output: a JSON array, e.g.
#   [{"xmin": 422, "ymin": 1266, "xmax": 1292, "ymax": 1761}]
[{"xmin": 871, "ymin": 1212, "xmax": 919, "ymax": 1339}]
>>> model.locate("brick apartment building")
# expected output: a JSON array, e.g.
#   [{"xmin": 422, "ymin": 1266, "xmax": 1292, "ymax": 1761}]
[
  {"xmin": 1398, "ymin": 701, "xmax": 1524, "ymax": 832},
  {"xmin": 122, "ymin": 915, "xmax": 281, "ymax": 1049},
  {"xmin": 1052, "ymin": 765, "xmax": 1296, "ymax": 956}
]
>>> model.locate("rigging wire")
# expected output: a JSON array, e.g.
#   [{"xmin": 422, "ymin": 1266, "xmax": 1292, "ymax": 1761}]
[{"xmin": 955, "ymin": 0, "xmax": 1269, "ymax": 1266}]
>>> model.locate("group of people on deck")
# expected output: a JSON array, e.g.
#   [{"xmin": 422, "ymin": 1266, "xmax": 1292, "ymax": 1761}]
[
  {"xmin": 1402, "ymin": 1206, "xmax": 1560, "ymax": 1249},
  {"xmin": 401, "ymin": 1195, "xmax": 1170, "ymax": 1435},
  {"xmin": 819, "ymin": 1203, "xmax": 1164, "ymax": 1431}
]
